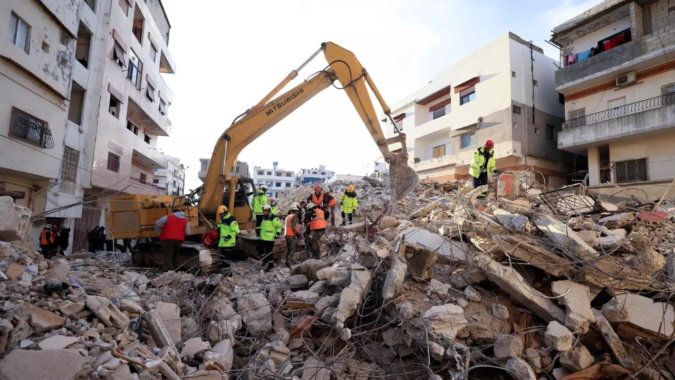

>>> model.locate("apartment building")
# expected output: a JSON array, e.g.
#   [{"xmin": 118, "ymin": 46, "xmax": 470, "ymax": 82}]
[
  {"xmin": 253, "ymin": 162, "xmax": 296, "ymax": 198},
  {"xmin": 154, "ymin": 156, "xmax": 184, "ymax": 195},
  {"xmin": 552, "ymin": 0, "xmax": 675, "ymax": 199},
  {"xmin": 297, "ymin": 165, "xmax": 336, "ymax": 184},
  {"xmin": 0, "ymin": 0, "xmax": 84, "ymax": 248},
  {"xmin": 198, "ymin": 158, "xmax": 250, "ymax": 183},
  {"xmin": 383, "ymin": 32, "xmax": 570, "ymax": 187}
]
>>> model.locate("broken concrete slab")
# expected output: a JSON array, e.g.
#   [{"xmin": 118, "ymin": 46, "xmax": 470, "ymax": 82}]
[
  {"xmin": 493, "ymin": 235, "xmax": 572, "ymax": 277},
  {"xmin": 494, "ymin": 334, "xmax": 523, "ymax": 358},
  {"xmin": 239, "ymin": 293, "xmax": 272, "ymax": 336},
  {"xmin": 614, "ymin": 293, "xmax": 675, "ymax": 339},
  {"xmin": 591, "ymin": 309, "xmax": 635, "ymax": 370},
  {"xmin": 577, "ymin": 230, "xmax": 600, "ymax": 247},
  {"xmin": 449, "ymin": 267, "xmax": 486, "ymax": 288},
  {"xmin": 560, "ymin": 345, "xmax": 594, "ymax": 372},
  {"xmin": 601, "ymin": 297, "xmax": 630, "ymax": 322},
  {"xmin": 534, "ymin": 215, "xmax": 597, "ymax": 257},
  {"xmin": 37, "ymin": 335, "xmax": 78, "ymax": 350},
  {"xmin": 382, "ymin": 258, "xmax": 406, "ymax": 300},
  {"xmin": 399, "ymin": 226, "xmax": 468, "ymax": 262},
  {"xmin": 315, "ymin": 296, "xmax": 340, "ymax": 316},
  {"xmin": 545, "ymin": 321, "xmax": 573, "ymax": 352},
  {"xmin": 422, "ymin": 304, "xmax": 468, "ymax": 344},
  {"xmin": 505, "ymin": 358, "xmax": 537, "ymax": 380},
  {"xmin": 0, "ymin": 349, "xmax": 86, "ymax": 380},
  {"xmin": 409, "ymin": 198, "xmax": 447, "ymax": 219},
  {"xmin": 180, "ymin": 337, "xmax": 210, "ymax": 358},
  {"xmin": 156, "ymin": 302, "xmax": 181, "ymax": 345},
  {"xmin": 406, "ymin": 248, "xmax": 437, "ymax": 281},
  {"xmin": 85, "ymin": 295, "xmax": 130, "ymax": 330},
  {"xmin": 631, "ymin": 248, "xmax": 666, "ymax": 273},
  {"xmin": 465, "ymin": 302, "xmax": 510, "ymax": 343},
  {"xmin": 551, "ymin": 281, "xmax": 596, "ymax": 333},
  {"xmin": 334, "ymin": 268, "xmax": 372, "ymax": 340},
  {"xmin": 598, "ymin": 213, "xmax": 635, "ymax": 228},
  {"xmin": 0, "ymin": 196, "xmax": 31, "ymax": 242},
  {"xmin": 29, "ymin": 308, "xmax": 66, "ymax": 333},
  {"xmin": 473, "ymin": 254, "xmax": 566, "ymax": 324},
  {"xmin": 464, "ymin": 286, "xmax": 481, "ymax": 302},
  {"xmin": 58, "ymin": 301, "xmax": 85, "ymax": 316}
]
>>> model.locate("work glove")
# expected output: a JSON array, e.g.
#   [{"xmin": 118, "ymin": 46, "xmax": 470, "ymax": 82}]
[
  {"xmin": 224, "ymin": 235, "xmax": 232, "ymax": 240},
  {"xmin": 480, "ymin": 167, "xmax": 487, "ymax": 173},
  {"xmin": 275, "ymin": 233, "xmax": 280, "ymax": 239}
]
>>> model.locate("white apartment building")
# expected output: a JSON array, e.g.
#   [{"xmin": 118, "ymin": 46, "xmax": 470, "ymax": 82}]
[
  {"xmin": 297, "ymin": 165, "xmax": 336, "ymax": 184},
  {"xmin": 383, "ymin": 32, "xmax": 570, "ymax": 187},
  {"xmin": 198, "ymin": 158, "xmax": 250, "ymax": 183},
  {"xmin": 154, "ymin": 156, "xmax": 184, "ymax": 195},
  {"xmin": 552, "ymin": 0, "xmax": 675, "ymax": 200},
  {"xmin": 253, "ymin": 162, "xmax": 296, "ymax": 198}
]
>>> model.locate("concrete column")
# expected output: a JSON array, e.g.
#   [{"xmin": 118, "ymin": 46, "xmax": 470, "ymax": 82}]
[
  {"xmin": 587, "ymin": 146, "xmax": 600, "ymax": 186},
  {"xmin": 630, "ymin": 3, "xmax": 644, "ymax": 40}
]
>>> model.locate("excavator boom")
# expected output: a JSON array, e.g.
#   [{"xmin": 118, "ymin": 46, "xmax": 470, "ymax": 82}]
[{"xmin": 200, "ymin": 42, "xmax": 418, "ymax": 218}]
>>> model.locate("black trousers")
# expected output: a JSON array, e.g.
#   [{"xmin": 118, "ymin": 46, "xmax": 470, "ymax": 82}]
[
  {"xmin": 472, "ymin": 171, "xmax": 488, "ymax": 198},
  {"xmin": 122, "ymin": 239, "xmax": 133, "ymax": 253},
  {"xmin": 341, "ymin": 212, "xmax": 353, "ymax": 226},
  {"xmin": 255, "ymin": 215, "xmax": 263, "ymax": 236},
  {"xmin": 256, "ymin": 240, "xmax": 275, "ymax": 262}
]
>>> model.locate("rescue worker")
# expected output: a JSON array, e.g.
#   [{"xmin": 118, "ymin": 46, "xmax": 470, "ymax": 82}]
[
  {"xmin": 216, "ymin": 205, "xmax": 228, "ymax": 223},
  {"xmin": 269, "ymin": 198, "xmax": 278, "ymax": 217},
  {"xmin": 87, "ymin": 226, "xmax": 99, "ymax": 253},
  {"xmin": 341, "ymin": 185, "xmax": 358, "ymax": 226},
  {"xmin": 51, "ymin": 225, "xmax": 61, "ymax": 255},
  {"xmin": 257, "ymin": 204, "xmax": 281, "ymax": 271},
  {"xmin": 96, "ymin": 227, "xmax": 106, "ymax": 251},
  {"xmin": 252, "ymin": 185, "xmax": 268, "ymax": 236},
  {"xmin": 40, "ymin": 224, "xmax": 56, "ymax": 259},
  {"xmin": 155, "ymin": 210, "xmax": 191, "ymax": 271},
  {"xmin": 307, "ymin": 186, "xmax": 324, "ymax": 208},
  {"xmin": 284, "ymin": 204, "xmax": 301, "ymax": 267},
  {"xmin": 217, "ymin": 206, "xmax": 240, "ymax": 277},
  {"xmin": 298, "ymin": 201, "xmax": 307, "ymax": 223},
  {"xmin": 323, "ymin": 187, "xmax": 337, "ymax": 226},
  {"xmin": 469, "ymin": 139, "xmax": 496, "ymax": 198},
  {"xmin": 306, "ymin": 203, "xmax": 326, "ymax": 259}
]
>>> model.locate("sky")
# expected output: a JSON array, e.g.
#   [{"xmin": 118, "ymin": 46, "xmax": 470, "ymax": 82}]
[{"xmin": 158, "ymin": 0, "xmax": 604, "ymax": 192}]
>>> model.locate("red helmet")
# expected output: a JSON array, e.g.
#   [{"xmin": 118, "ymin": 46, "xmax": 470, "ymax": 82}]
[
  {"xmin": 485, "ymin": 140, "xmax": 494, "ymax": 149},
  {"xmin": 269, "ymin": 198, "xmax": 275, "ymax": 203},
  {"xmin": 314, "ymin": 186, "xmax": 322, "ymax": 192}
]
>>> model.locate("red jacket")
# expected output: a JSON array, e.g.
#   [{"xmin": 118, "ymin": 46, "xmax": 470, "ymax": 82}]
[{"xmin": 160, "ymin": 214, "xmax": 188, "ymax": 241}]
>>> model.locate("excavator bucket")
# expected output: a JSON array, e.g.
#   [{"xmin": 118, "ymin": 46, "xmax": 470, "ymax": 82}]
[{"xmin": 388, "ymin": 152, "xmax": 419, "ymax": 208}]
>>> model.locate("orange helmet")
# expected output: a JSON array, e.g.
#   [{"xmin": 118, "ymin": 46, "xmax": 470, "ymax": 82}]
[
  {"xmin": 485, "ymin": 140, "xmax": 494, "ymax": 149},
  {"xmin": 314, "ymin": 186, "xmax": 322, "ymax": 192}
]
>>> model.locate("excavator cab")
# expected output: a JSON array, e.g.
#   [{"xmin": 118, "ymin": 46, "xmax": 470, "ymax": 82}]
[{"xmin": 222, "ymin": 177, "xmax": 256, "ymax": 230}]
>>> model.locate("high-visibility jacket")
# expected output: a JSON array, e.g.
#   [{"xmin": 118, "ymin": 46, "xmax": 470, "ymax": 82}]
[
  {"xmin": 469, "ymin": 147, "xmax": 496, "ymax": 179},
  {"xmin": 271, "ymin": 206, "xmax": 278, "ymax": 217},
  {"xmin": 160, "ymin": 214, "xmax": 188, "ymax": 241},
  {"xmin": 310, "ymin": 209, "xmax": 326, "ymax": 230},
  {"xmin": 217, "ymin": 214, "xmax": 240, "ymax": 248},
  {"xmin": 260, "ymin": 215, "xmax": 282, "ymax": 242},
  {"xmin": 340, "ymin": 192, "xmax": 358, "ymax": 214},
  {"xmin": 285, "ymin": 214, "xmax": 299, "ymax": 237},
  {"xmin": 252, "ymin": 190, "xmax": 267, "ymax": 215},
  {"xmin": 40, "ymin": 230, "xmax": 54, "ymax": 245},
  {"xmin": 325, "ymin": 194, "xmax": 336, "ymax": 207},
  {"xmin": 310, "ymin": 193, "xmax": 324, "ymax": 207}
]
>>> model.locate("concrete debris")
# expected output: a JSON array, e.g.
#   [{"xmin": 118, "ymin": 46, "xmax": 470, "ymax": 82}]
[
  {"xmin": 1, "ymin": 178, "xmax": 675, "ymax": 379},
  {"xmin": 0, "ymin": 196, "xmax": 31, "ymax": 242}
]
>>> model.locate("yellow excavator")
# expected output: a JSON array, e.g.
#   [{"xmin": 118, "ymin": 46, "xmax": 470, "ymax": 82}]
[{"xmin": 107, "ymin": 42, "xmax": 418, "ymax": 251}]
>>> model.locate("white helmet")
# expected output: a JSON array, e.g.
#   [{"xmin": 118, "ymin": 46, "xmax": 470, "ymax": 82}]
[
  {"xmin": 306, "ymin": 202, "xmax": 316, "ymax": 209},
  {"xmin": 289, "ymin": 205, "xmax": 299, "ymax": 212},
  {"xmin": 45, "ymin": 224, "xmax": 52, "ymax": 229},
  {"xmin": 262, "ymin": 204, "xmax": 272, "ymax": 211},
  {"xmin": 259, "ymin": 185, "xmax": 268, "ymax": 191}
]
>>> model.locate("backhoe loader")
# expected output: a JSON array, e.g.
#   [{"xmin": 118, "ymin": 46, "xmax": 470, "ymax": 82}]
[{"xmin": 106, "ymin": 42, "xmax": 418, "ymax": 265}]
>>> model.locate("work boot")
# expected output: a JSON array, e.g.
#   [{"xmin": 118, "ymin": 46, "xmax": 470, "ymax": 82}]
[{"xmin": 264, "ymin": 261, "xmax": 275, "ymax": 272}]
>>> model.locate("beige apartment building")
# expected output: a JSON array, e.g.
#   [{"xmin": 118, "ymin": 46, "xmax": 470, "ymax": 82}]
[{"xmin": 553, "ymin": 0, "xmax": 675, "ymax": 199}]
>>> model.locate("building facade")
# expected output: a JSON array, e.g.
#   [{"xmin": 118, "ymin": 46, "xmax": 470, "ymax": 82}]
[
  {"xmin": 198, "ymin": 158, "xmax": 250, "ymax": 183},
  {"xmin": 297, "ymin": 165, "xmax": 335, "ymax": 184},
  {"xmin": 253, "ymin": 162, "xmax": 296, "ymax": 198},
  {"xmin": 383, "ymin": 32, "xmax": 570, "ymax": 187},
  {"xmin": 552, "ymin": 0, "xmax": 675, "ymax": 199},
  {"xmin": 154, "ymin": 156, "xmax": 184, "ymax": 195}
]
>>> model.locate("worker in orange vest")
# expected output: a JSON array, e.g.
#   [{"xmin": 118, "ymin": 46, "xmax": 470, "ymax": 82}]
[
  {"xmin": 305, "ymin": 203, "xmax": 326, "ymax": 259},
  {"xmin": 322, "ymin": 187, "xmax": 337, "ymax": 226},
  {"xmin": 155, "ymin": 210, "xmax": 191, "ymax": 270},
  {"xmin": 307, "ymin": 186, "xmax": 324, "ymax": 208},
  {"xmin": 40, "ymin": 224, "xmax": 56, "ymax": 259},
  {"xmin": 284, "ymin": 204, "xmax": 301, "ymax": 266}
]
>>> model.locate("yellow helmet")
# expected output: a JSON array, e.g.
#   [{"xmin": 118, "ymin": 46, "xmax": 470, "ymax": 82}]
[
  {"xmin": 348, "ymin": 185, "xmax": 355, "ymax": 192},
  {"xmin": 218, "ymin": 205, "xmax": 228, "ymax": 214}
]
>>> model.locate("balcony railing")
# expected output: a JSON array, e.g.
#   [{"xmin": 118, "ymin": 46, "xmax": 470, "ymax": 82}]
[
  {"xmin": 130, "ymin": 176, "xmax": 166, "ymax": 190},
  {"xmin": 563, "ymin": 92, "xmax": 675, "ymax": 129}
]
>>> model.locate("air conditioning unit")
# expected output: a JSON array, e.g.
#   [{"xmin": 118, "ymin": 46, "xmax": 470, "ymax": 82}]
[{"xmin": 616, "ymin": 71, "xmax": 636, "ymax": 87}]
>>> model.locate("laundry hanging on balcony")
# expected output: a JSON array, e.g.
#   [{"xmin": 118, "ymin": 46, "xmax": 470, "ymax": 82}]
[
  {"xmin": 577, "ymin": 50, "xmax": 592, "ymax": 62},
  {"xmin": 565, "ymin": 53, "xmax": 577, "ymax": 66}
]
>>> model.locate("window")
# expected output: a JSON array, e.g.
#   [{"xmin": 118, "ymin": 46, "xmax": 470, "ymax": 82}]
[
  {"xmin": 60, "ymin": 147, "xmax": 80, "ymax": 194},
  {"xmin": 512, "ymin": 105, "xmax": 521, "ymax": 115},
  {"xmin": 8, "ymin": 13, "xmax": 31, "ymax": 54},
  {"xmin": 127, "ymin": 121, "xmax": 139, "ymax": 135},
  {"xmin": 109, "ymin": 95, "xmax": 120, "ymax": 118},
  {"xmin": 432, "ymin": 145, "xmax": 446, "ymax": 158},
  {"xmin": 286, "ymin": 183, "xmax": 291, "ymax": 187},
  {"xmin": 140, "ymin": 173, "xmax": 147, "ymax": 184},
  {"xmin": 608, "ymin": 97, "xmax": 626, "ymax": 109},
  {"xmin": 569, "ymin": 108, "xmax": 585, "ymax": 126},
  {"xmin": 84, "ymin": 0, "xmax": 96, "ymax": 12},
  {"xmin": 147, "ymin": 83, "xmax": 155, "ymax": 102},
  {"xmin": 432, "ymin": 107, "xmax": 446, "ymax": 120},
  {"xmin": 144, "ymin": 134, "xmax": 151, "ymax": 144},
  {"xmin": 9, "ymin": 108, "xmax": 53, "ymax": 149},
  {"xmin": 266, "ymin": 171, "xmax": 272, "ymax": 175},
  {"xmin": 559, "ymin": 93, "xmax": 565, "ymax": 105},
  {"xmin": 76, "ymin": 22, "xmax": 92, "ymax": 68},
  {"xmin": 150, "ymin": 43, "xmax": 158, "ymax": 62},
  {"xmin": 127, "ymin": 49, "xmax": 142, "ymax": 89},
  {"xmin": 460, "ymin": 87, "xmax": 476, "ymax": 105},
  {"xmin": 257, "ymin": 170, "xmax": 264, "ymax": 175},
  {"xmin": 159, "ymin": 99, "xmax": 167, "ymax": 115},
  {"xmin": 546, "ymin": 125, "xmax": 555, "ymax": 140},
  {"xmin": 286, "ymin": 173, "xmax": 291, "ymax": 177},
  {"xmin": 68, "ymin": 83, "xmax": 85, "ymax": 125},
  {"xmin": 615, "ymin": 159, "xmax": 647, "ymax": 183},
  {"xmin": 107, "ymin": 152, "xmax": 120, "ymax": 172},
  {"xmin": 276, "ymin": 182, "xmax": 281, "ymax": 187},
  {"xmin": 131, "ymin": 5, "xmax": 144, "ymax": 43},
  {"xmin": 461, "ymin": 132, "xmax": 476, "ymax": 148},
  {"xmin": 113, "ymin": 42, "xmax": 125, "ymax": 67},
  {"xmin": 321, "ymin": 172, "xmax": 326, "ymax": 175},
  {"xmin": 511, "ymin": 71, "xmax": 516, "ymax": 78},
  {"xmin": 118, "ymin": 0, "xmax": 129, "ymax": 16},
  {"xmin": 153, "ymin": 178, "xmax": 159, "ymax": 184}
]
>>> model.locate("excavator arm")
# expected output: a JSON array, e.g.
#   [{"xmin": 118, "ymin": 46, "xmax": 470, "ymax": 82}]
[{"xmin": 199, "ymin": 42, "xmax": 418, "ymax": 218}]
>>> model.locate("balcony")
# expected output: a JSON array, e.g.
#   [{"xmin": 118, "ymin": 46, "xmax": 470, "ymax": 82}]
[
  {"xmin": 558, "ymin": 93, "xmax": 675, "ymax": 151},
  {"xmin": 413, "ymin": 155, "xmax": 456, "ymax": 171},
  {"xmin": 132, "ymin": 138, "xmax": 167, "ymax": 169},
  {"xmin": 129, "ymin": 176, "xmax": 165, "ymax": 195}
]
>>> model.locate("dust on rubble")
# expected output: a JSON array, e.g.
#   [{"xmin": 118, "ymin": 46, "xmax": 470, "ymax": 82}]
[{"xmin": 2, "ymin": 170, "xmax": 675, "ymax": 380}]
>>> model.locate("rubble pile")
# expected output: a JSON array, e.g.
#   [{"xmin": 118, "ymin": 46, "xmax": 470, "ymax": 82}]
[{"xmin": 2, "ymin": 174, "xmax": 675, "ymax": 380}]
